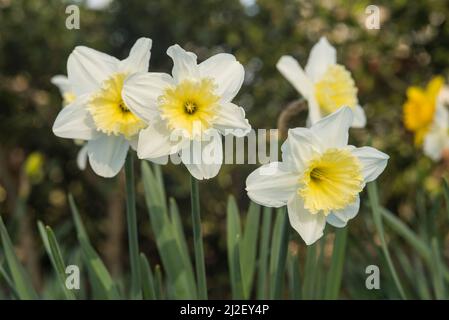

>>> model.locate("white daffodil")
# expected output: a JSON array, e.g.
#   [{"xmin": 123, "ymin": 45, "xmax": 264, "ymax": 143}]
[
  {"xmin": 52, "ymin": 37, "xmax": 152, "ymax": 177},
  {"xmin": 122, "ymin": 44, "xmax": 251, "ymax": 180},
  {"xmin": 423, "ymin": 86, "xmax": 449, "ymax": 161},
  {"xmin": 246, "ymin": 107, "xmax": 388, "ymax": 245},
  {"xmin": 276, "ymin": 37, "xmax": 366, "ymax": 128},
  {"xmin": 51, "ymin": 74, "xmax": 88, "ymax": 170}
]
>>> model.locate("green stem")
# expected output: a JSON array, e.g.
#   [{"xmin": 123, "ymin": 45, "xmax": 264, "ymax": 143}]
[
  {"xmin": 125, "ymin": 152, "xmax": 141, "ymax": 298},
  {"xmin": 367, "ymin": 182, "xmax": 406, "ymax": 299},
  {"xmin": 190, "ymin": 176, "xmax": 208, "ymax": 299}
]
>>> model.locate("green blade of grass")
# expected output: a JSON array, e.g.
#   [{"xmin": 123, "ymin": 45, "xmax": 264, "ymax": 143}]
[
  {"xmin": 0, "ymin": 260, "xmax": 19, "ymax": 299},
  {"xmin": 324, "ymin": 228, "xmax": 348, "ymax": 299},
  {"xmin": 226, "ymin": 195, "xmax": 244, "ymax": 299},
  {"xmin": 37, "ymin": 222, "xmax": 76, "ymax": 300},
  {"xmin": 256, "ymin": 207, "xmax": 271, "ymax": 299},
  {"xmin": 0, "ymin": 216, "xmax": 37, "ymax": 299},
  {"xmin": 154, "ymin": 264, "xmax": 164, "ymax": 299},
  {"xmin": 68, "ymin": 195, "xmax": 120, "ymax": 299},
  {"xmin": 367, "ymin": 182, "xmax": 407, "ymax": 299},
  {"xmin": 141, "ymin": 162, "xmax": 196, "ymax": 299},
  {"xmin": 269, "ymin": 208, "xmax": 289, "ymax": 299},
  {"xmin": 287, "ymin": 250, "xmax": 301, "ymax": 299},
  {"xmin": 241, "ymin": 201, "xmax": 261, "ymax": 299},
  {"xmin": 139, "ymin": 253, "xmax": 156, "ymax": 300},
  {"xmin": 302, "ymin": 241, "xmax": 318, "ymax": 299},
  {"xmin": 430, "ymin": 238, "xmax": 447, "ymax": 299},
  {"xmin": 190, "ymin": 176, "xmax": 208, "ymax": 299},
  {"xmin": 124, "ymin": 153, "xmax": 141, "ymax": 299}
]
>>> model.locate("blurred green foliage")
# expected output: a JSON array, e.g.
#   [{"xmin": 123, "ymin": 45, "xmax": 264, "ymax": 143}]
[{"xmin": 1, "ymin": 0, "xmax": 449, "ymax": 299}]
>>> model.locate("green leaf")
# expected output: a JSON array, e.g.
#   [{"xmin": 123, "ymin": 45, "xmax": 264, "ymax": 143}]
[
  {"xmin": 367, "ymin": 182, "xmax": 407, "ymax": 299},
  {"xmin": 190, "ymin": 176, "xmax": 208, "ymax": 299},
  {"xmin": 37, "ymin": 222, "xmax": 76, "ymax": 300},
  {"xmin": 139, "ymin": 253, "xmax": 156, "ymax": 300},
  {"xmin": 141, "ymin": 161, "xmax": 196, "ymax": 299},
  {"xmin": 154, "ymin": 264, "xmax": 164, "ymax": 299},
  {"xmin": 324, "ymin": 228, "xmax": 348, "ymax": 299},
  {"xmin": 269, "ymin": 208, "xmax": 289, "ymax": 299},
  {"xmin": 256, "ymin": 207, "xmax": 271, "ymax": 300},
  {"xmin": 240, "ymin": 201, "xmax": 261, "ymax": 299},
  {"xmin": 124, "ymin": 153, "xmax": 141, "ymax": 299},
  {"xmin": 226, "ymin": 195, "xmax": 244, "ymax": 299},
  {"xmin": 302, "ymin": 241, "xmax": 318, "ymax": 299},
  {"xmin": 68, "ymin": 195, "xmax": 120, "ymax": 299},
  {"xmin": 0, "ymin": 215, "xmax": 37, "ymax": 299},
  {"xmin": 443, "ymin": 178, "xmax": 449, "ymax": 221},
  {"xmin": 430, "ymin": 238, "xmax": 447, "ymax": 299},
  {"xmin": 287, "ymin": 250, "xmax": 301, "ymax": 299}
]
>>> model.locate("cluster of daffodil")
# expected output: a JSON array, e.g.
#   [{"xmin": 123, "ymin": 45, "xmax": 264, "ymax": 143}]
[
  {"xmin": 403, "ymin": 76, "xmax": 449, "ymax": 161},
  {"xmin": 52, "ymin": 36, "xmax": 388, "ymax": 245}
]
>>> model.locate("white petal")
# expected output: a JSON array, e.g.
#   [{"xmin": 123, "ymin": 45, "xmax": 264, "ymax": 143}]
[
  {"xmin": 52, "ymin": 95, "xmax": 97, "ymax": 140},
  {"xmin": 351, "ymin": 146, "xmax": 389, "ymax": 183},
  {"xmin": 310, "ymin": 106, "xmax": 353, "ymax": 149},
  {"xmin": 119, "ymin": 37, "xmax": 152, "ymax": 74},
  {"xmin": 276, "ymin": 55, "xmax": 313, "ymax": 99},
  {"xmin": 67, "ymin": 46, "xmax": 119, "ymax": 96},
  {"xmin": 122, "ymin": 72, "xmax": 174, "ymax": 123},
  {"xmin": 287, "ymin": 196, "xmax": 326, "ymax": 245},
  {"xmin": 51, "ymin": 75, "xmax": 71, "ymax": 95},
  {"xmin": 326, "ymin": 196, "xmax": 360, "ymax": 228},
  {"xmin": 167, "ymin": 44, "xmax": 199, "ymax": 82},
  {"xmin": 246, "ymin": 162, "xmax": 298, "ymax": 208},
  {"xmin": 199, "ymin": 53, "xmax": 244, "ymax": 103},
  {"xmin": 137, "ymin": 124, "xmax": 186, "ymax": 159},
  {"xmin": 87, "ymin": 134, "xmax": 129, "ymax": 178},
  {"xmin": 423, "ymin": 129, "xmax": 447, "ymax": 161},
  {"xmin": 352, "ymin": 105, "xmax": 367, "ymax": 128},
  {"xmin": 281, "ymin": 128, "xmax": 322, "ymax": 172},
  {"xmin": 182, "ymin": 132, "xmax": 223, "ymax": 180},
  {"xmin": 433, "ymin": 103, "xmax": 449, "ymax": 129},
  {"xmin": 76, "ymin": 144, "xmax": 88, "ymax": 170},
  {"xmin": 305, "ymin": 36, "xmax": 337, "ymax": 82},
  {"xmin": 213, "ymin": 102, "xmax": 251, "ymax": 137},
  {"xmin": 307, "ymin": 96, "xmax": 322, "ymax": 126}
]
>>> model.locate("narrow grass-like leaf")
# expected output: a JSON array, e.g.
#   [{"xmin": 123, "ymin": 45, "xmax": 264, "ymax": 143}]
[
  {"xmin": 302, "ymin": 242, "xmax": 317, "ymax": 299},
  {"xmin": 287, "ymin": 250, "xmax": 301, "ymax": 299},
  {"xmin": 256, "ymin": 207, "xmax": 271, "ymax": 299},
  {"xmin": 269, "ymin": 208, "xmax": 289, "ymax": 299},
  {"xmin": 124, "ymin": 153, "xmax": 141, "ymax": 299},
  {"xmin": 154, "ymin": 264, "xmax": 163, "ymax": 299},
  {"xmin": 367, "ymin": 182, "xmax": 406, "ymax": 299},
  {"xmin": 190, "ymin": 176, "xmax": 208, "ymax": 299},
  {"xmin": 443, "ymin": 178, "xmax": 449, "ymax": 221},
  {"xmin": 0, "ymin": 216, "xmax": 37, "ymax": 299},
  {"xmin": 68, "ymin": 195, "xmax": 120, "ymax": 299},
  {"xmin": 324, "ymin": 228, "xmax": 348, "ymax": 299},
  {"xmin": 241, "ymin": 201, "xmax": 261, "ymax": 299},
  {"xmin": 0, "ymin": 260, "xmax": 19, "ymax": 299},
  {"xmin": 430, "ymin": 238, "xmax": 447, "ymax": 299},
  {"xmin": 139, "ymin": 253, "xmax": 156, "ymax": 300},
  {"xmin": 38, "ymin": 222, "xmax": 76, "ymax": 300},
  {"xmin": 227, "ymin": 195, "xmax": 244, "ymax": 299},
  {"xmin": 141, "ymin": 162, "xmax": 196, "ymax": 299}
]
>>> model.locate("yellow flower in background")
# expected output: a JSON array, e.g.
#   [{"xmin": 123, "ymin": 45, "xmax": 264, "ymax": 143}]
[
  {"xmin": 403, "ymin": 76, "xmax": 444, "ymax": 145},
  {"xmin": 24, "ymin": 152, "xmax": 45, "ymax": 184}
]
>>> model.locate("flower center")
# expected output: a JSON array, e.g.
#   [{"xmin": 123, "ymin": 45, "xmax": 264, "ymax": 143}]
[
  {"xmin": 298, "ymin": 148, "xmax": 363, "ymax": 215},
  {"xmin": 88, "ymin": 73, "xmax": 146, "ymax": 139},
  {"xmin": 159, "ymin": 79, "xmax": 220, "ymax": 138},
  {"xmin": 314, "ymin": 64, "xmax": 358, "ymax": 115}
]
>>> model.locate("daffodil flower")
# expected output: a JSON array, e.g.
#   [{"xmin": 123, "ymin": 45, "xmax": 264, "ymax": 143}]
[
  {"xmin": 122, "ymin": 44, "xmax": 251, "ymax": 180},
  {"xmin": 52, "ymin": 38, "xmax": 152, "ymax": 177},
  {"xmin": 51, "ymin": 74, "xmax": 88, "ymax": 171},
  {"xmin": 246, "ymin": 107, "xmax": 388, "ymax": 245},
  {"xmin": 403, "ymin": 76, "xmax": 445, "ymax": 146},
  {"xmin": 276, "ymin": 37, "xmax": 366, "ymax": 128}
]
